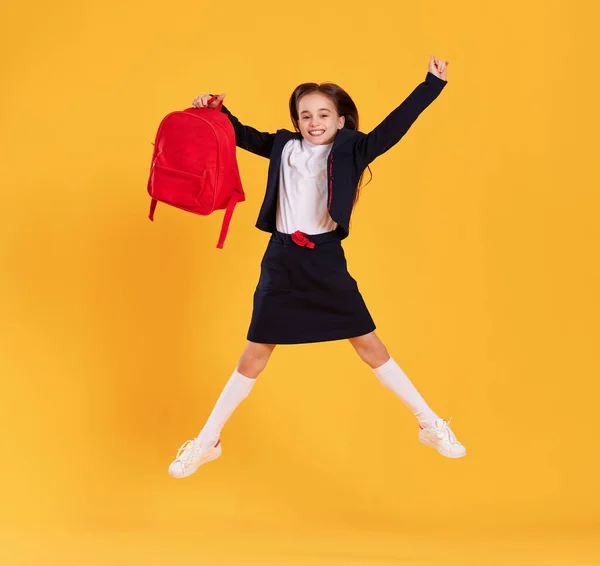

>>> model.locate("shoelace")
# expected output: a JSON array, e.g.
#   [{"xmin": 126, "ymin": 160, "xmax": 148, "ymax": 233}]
[
  {"xmin": 435, "ymin": 418, "xmax": 458, "ymax": 444},
  {"xmin": 175, "ymin": 439, "xmax": 198, "ymax": 462}
]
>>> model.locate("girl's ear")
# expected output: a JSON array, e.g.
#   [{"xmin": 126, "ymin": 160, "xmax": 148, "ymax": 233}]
[{"xmin": 338, "ymin": 115, "xmax": 345, "ymax": 130}]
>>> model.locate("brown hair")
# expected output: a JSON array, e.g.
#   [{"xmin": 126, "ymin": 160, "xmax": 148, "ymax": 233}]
[{"xmin": 289, "ymin": 82, "xmax": 372, "ymax": 207}]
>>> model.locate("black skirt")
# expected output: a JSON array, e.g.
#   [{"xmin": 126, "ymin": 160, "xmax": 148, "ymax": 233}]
[{"xmin": 247, "ymin": 230, "xmax": 376, "ymax": 345}]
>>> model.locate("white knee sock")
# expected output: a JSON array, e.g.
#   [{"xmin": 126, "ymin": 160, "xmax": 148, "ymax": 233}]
[
  {"xmin": 373, "ymin": 357, "xmax": 438, "ymax": 428},
  {"xmin": 197, "ymin": 369, "xmax": 256, "ymax": 447}
]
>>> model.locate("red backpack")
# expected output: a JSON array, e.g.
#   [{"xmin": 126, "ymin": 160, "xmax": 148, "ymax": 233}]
[{"xmin": 147, "ymin": 97, "xmax": 245, "ymax": 249}]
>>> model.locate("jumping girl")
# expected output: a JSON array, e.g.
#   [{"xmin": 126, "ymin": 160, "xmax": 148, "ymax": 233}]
[{"xmin": 168, "ymin": 55, "xmax": 466, "ymax": 479}]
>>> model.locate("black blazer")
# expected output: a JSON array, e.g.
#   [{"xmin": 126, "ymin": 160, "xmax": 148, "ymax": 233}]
[{"xmin": 220, "ymin": 71, "xmax": 447, "ymax": 239}]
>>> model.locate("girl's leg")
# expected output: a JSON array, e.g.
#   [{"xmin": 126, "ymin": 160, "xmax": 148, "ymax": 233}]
[
  {"xmin": 349, "ymin": 331, "xmax": 466, "ymax": 458},
  {"xmin": 197, "ymin": 341, "xmax": 276, "ymax": 445},
  {"xmin": 169, "ymin": 341, "xmax": 276, "ymax": 478},
  {"xmin": 348, "ymin": 331, "xmax": 438, "ymax": 427}
]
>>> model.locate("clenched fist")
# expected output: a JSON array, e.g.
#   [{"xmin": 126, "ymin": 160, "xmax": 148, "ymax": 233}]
[{"xmin": 428, "ymin": 56, "xmax": 449, "ymax": 81}]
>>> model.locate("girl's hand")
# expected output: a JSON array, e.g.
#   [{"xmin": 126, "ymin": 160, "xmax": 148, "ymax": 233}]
[
  {"xmin": 428, "ymin": 56, "xmax": 449, "ymax": 81},
  {"xmin": 191, "ymin": 93, "xmax": 226, "ymax": 108}
]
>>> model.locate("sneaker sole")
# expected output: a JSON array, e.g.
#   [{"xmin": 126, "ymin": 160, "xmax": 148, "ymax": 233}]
[{"xmin": 419, "ymin": 436, "xmax": 466, "ymax": 459}]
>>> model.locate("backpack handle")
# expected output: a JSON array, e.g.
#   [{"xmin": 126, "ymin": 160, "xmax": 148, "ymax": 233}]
[{"xmin": 206, "ymin": 95, "xmax": 223, "ymax": 111}]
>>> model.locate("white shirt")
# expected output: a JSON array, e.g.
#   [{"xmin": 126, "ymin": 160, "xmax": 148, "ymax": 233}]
[{"xmin": 275, "ymin": 137, "xmax": 338, "ymax": 235}]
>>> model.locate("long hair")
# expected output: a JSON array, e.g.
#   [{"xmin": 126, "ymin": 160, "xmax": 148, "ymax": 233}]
[{"xmin": 288, "ymin": 82, "xmax": 372, "ymax": 207}]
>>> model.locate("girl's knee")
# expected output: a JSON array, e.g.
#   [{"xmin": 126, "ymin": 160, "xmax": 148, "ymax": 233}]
[
  {"xmin": 245, "ymin": 342, "xmax": 276, "ymax": 361},
  {"xmin": 350, "ymin": 333, "xmax": 389, "ymax": 368},
  {"xmin": 238, "ymin": 342, "xmax": 276, "ymax": 378}
]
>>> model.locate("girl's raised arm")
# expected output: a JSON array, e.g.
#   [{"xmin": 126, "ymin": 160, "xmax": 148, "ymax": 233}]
[{"xmin": 356, "ymin": 58, "xmax": 449, "ymax": 166}]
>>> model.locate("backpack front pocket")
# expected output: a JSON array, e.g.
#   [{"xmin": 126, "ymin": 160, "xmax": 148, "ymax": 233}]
[{"xmin": 150, "ymin": 162, "xmax": 217, "ymax": 213}]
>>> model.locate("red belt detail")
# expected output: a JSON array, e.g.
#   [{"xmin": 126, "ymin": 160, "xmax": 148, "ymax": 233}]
[{"xmin": 291, "ymin": 230, "xmax": 315, "ymax": 249}]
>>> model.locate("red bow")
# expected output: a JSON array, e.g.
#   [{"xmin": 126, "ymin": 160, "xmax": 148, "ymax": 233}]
[{"xmin": 291, "ymin": 231, "xmax": 315, "ymax": 249}]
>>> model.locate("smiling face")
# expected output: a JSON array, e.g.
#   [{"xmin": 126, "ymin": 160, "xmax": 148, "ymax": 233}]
[{"xmin": 296, "ymin": 92, "xmax": 345, "ymax": 145}]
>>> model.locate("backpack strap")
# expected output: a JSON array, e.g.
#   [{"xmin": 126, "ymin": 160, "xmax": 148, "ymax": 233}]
[
  {"xmin": 216, "ymin": 193, "xmax": 241, "ymax": 249},
  {"xmin": 148, "ymin": 198, "xmax": 157, "ymax": 221},
  {"xmin": 149, "ymin": 195, "xmax": 238, "ymax": 249}
]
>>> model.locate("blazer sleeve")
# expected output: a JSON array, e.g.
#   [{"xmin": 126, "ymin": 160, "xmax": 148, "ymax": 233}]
[
  {"xmin": 219, "ymin": 104, "xmax": 276, "ymax": 159},
  {"xmin": 356, "ymin": 72, "xmax": 448, "ymax": 165}
]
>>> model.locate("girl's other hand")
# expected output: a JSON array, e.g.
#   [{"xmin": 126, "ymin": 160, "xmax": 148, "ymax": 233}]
[
  {"xmin": 428, "ymin": 56, "xmax": 449, "ymax": 81},
  {"xmin": 192, "ymin": 93, "xmax": 226, "ymax": 109}
]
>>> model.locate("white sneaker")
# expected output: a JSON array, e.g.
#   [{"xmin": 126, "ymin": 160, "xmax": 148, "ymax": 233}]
[
  {"xmin": 168, "ymin": 437, "xmax": 222, "ymax": 478},
  {"xmin": 419, "ymin": 418, "xmax": 466, "ymax": 459}
]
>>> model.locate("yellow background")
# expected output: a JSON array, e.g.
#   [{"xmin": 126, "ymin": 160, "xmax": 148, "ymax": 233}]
[{"xmin": 1, "ymin": 0, "xmax": 599, "ymax": 564}]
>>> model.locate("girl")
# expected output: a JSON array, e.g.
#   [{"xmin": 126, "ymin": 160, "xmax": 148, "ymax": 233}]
[{"xmin": 168, "ymin": 56, "xmax": 465, "ymax": 479}]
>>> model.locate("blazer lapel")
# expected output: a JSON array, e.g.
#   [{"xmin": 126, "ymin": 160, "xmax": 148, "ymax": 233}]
[{"xmin": 332, "ymin": 127, "xmax": 354, "ymax": 150}]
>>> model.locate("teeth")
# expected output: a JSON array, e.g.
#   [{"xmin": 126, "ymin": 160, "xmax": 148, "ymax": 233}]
[{"xmin": 309, "ymin": 130, "xmax": 324, "ymax": 135}]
